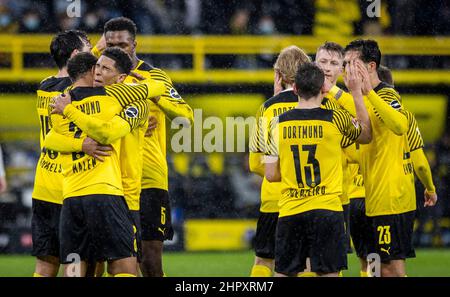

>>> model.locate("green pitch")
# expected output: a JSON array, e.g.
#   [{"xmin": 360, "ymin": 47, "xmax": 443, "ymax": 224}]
[{"xmin": 1, "ymin": 249, "xmax": 449, "ymax": 277}]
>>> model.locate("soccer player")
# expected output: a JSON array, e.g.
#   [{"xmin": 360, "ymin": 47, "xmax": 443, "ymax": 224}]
[
  {"xmin": 377, "ymin": 65, "xmax": 437, "ymax": 207},
  {"xmin": 336, "ymin": 63, "xmax": 438, "ymax": 277},
  {"xmin": 327, "ymin": 39, "xmax": 418, "ymax": 276},
  {"xmin": 0, "ymin": 144, "xmax": 6, "ymax": 194},
  {"xmin": 102, "ymin": 17, "xmax": 194, "ymax": 277},
  {"xmin": 248, "ymin": 46, "xmax": 311, "ymax": 277},
  {"xmin": 48, "ymin": 52, "xmax": 164, "ymax": 277},
  {"xmin": 47, "ymin": 47, "xmax": 156, "ymax": 276},
  {"xmin": 315, "ymin": 41, "xmax": 353, "ymax": 258},
  {"xmin": 265, "ymin": 62, "xmax": 371, "ymax": 277},
  {"xmin": 31, "ymin": 30, "xmax": 108, "ymax": 277}
]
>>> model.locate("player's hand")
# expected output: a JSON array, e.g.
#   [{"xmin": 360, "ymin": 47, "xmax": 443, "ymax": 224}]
[
  {"xmin": 273, "ymin": 71, "xmax": 283, "ymax": 96},
  {"xmin": 344, "ymin": 60, "xmax": 362, "ymax": 94},
  {"xmin": 94, "ymin": 34, "xmax": 106, "ymax": 52},
  {"xmin": 50, "ymin": 93, "xmax": 72, "ymax": 115},
  {"xmin": 355, "ymin": 60, "xmax": 372, "ymax": 95},
  {"xmin": 0, "ymin": 176, "xmax": 7, "ymax": 194},
  {"xmin": 129, "ymin": 71, "xmax": 145, "ymax": 82},
  {"xmin": 322, "ymin": 77, "xmax": 333, "ymax": 94},
  {"xmin": 424, "ymin": 189, "xmax": 437, "ymax": 207},
  {"xmin": 82, "ymin": 137, "xmax": 112, "ymax": 162},
  {"xmin": 145, "ymin": 115, "xmax": 158, "ymax": 137}
]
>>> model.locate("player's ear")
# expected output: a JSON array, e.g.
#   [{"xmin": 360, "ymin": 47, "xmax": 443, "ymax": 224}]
[{"xmin": 117, "ymin": 73, "xmax": 127, "ymax": 83}]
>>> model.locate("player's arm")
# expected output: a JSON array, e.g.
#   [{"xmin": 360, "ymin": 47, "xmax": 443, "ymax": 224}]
[
  {"xmin": 43, "ymin": 128, "xmax": 84, "ymax": 152},
  {"xmin": 264, "ymin": 117, "xmax": 281, "ymax": 182},
  {"xmin": 150, "ymin": 69, "xmax": 194, "ymax": 126},
  {"xmin": 405, "ymin": 111, "xmax": 437, "ymax": 206},
  {"xmin": 91, "ymin": 34, "xmax": 106, "ymax": 58},
  {"xmin": 64, "ymin": 105, "xmax": 130, "ymax": 144},
  {"xmin": 105, "ymin": 79, "xmax": 165, "ymax": 107},
  {"xmin": 0, "ymin": 144, "xmax": 7, "ymax": 193},
  {"xmin": 50, "ymin": 92, "xmax": 131, "ymax": 144},
  {"xmin": 43, "ymin": 128, "xmax": 111, "ymax": 161},
  {"xmin": 248, "ymin": 104, "xmax": 266, "ymax": 177},
  {"xmin": 356, "ymin": 61, "xmax": 407, "ymax": 135},
  {"xmin": 328, "ymin": 85, "xmax": 357, "ymax": 116}
]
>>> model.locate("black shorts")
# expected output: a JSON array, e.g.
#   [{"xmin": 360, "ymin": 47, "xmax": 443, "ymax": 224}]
[
  {"xmin": 130, "ymin": 210, "xmax": 142, "ymax": 262},
  {"xmin": 342, "ymin": 204, "xmax": 352, "ymax": 254},
  {"xmin": 349, "ymin": 198, "xmax": 371, "ymax": 258},
  {"xmin": 140, "ymin": 188, "xmax": 174, "ymax": 241},
  {"xmin": 254, "ymin": 212, "xmax": 278, "ymax": 259},
  {"xmin": 59, "ymin": 194, "xmax": 137, "ymax": 264},
  {"xmin": 31, "ymin": 199, "xmax": 61, "ymax": 258},
  {"xmin": 275, "ymin": 210, "xmax": 347, "ymax": 276},
  {"xmin": 367, "ymin": 210, "xmax": 416, "ymax": 263}
]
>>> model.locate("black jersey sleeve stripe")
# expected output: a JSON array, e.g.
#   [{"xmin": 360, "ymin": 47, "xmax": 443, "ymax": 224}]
[{"xmin": 105, "ymin": 87, "xmax": 127, "ymax": 107}]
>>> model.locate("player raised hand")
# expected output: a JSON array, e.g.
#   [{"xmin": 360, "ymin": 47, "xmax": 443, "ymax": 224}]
[
  {"xmin": 82, "ymin": 137, "xmax": 112, "ymax": 162},
  {"xmin": 354, "ymin": 60, "xmax": 373, "ymax": 95},
  {"xmin": 273, "ymin": 70, "xmax": 283, "ymax": 96},
  {"xmin": 129, "ymin": 71, "xmax": 146, "ymax": 82},
  {"xmin": 344, "ymin": 60, "xmax": 363, "ymax": 94}
]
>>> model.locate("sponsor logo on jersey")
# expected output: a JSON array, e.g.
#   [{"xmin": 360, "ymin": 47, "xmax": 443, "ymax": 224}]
[{"xmin": 125, "ymin": 106, "xmax": 139, "ymax": 118}]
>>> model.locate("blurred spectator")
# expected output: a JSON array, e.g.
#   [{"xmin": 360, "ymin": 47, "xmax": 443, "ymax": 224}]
[
  {"xmin": 79, "ymin": 9, "xmax": 104, "ymax": 33},
  {"xmin": 263, "ymin": 0, "xmax": 314, "ymax": 35},
  {"xmin": 0, "ymin": 3, "xmax": 18, "ymax": 33},
  {"xmin": 0, "ymin": 144, "xmax": 7, "ymax": 194}
]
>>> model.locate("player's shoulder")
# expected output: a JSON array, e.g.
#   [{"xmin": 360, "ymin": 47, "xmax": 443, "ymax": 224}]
[
  {"xmin": 278, "ymin": 107, "xmax": 333, "ymax": 123},
  {"xmin": 70, "ymin": 86, "xmax": 106, "ymax": 101},
  {"xmin": 321, "ymin": 97, "xmax": 341, "ymax": 111},
  {"xmin": 374, "ymin": 82, "xmax": 401, "ymax": 104},
  {"xmin": 263, "ymin": 90, "xmax": 298, "ymax": 110},
  {"xmin": 38, "ymin": 76, "xmax": 72, "ymax": 92}
]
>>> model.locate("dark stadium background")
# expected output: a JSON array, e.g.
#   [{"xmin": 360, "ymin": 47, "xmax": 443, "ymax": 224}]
[{"xmin": 0, "ymin": 0, "xmax": 449, "ymax": 275}]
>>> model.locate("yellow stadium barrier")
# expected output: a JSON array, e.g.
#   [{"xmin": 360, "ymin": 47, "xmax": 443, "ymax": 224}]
[{"xmin": 0, "ymin": 35, "xmax": 449, "ymax": 84}]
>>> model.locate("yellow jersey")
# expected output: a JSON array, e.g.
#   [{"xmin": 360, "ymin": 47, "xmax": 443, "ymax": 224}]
[
  {"xmin": 123, "ymin": 60, "xmax": 193, "ymax": 191},
  {"xmin": 249, "ymin": 90, "xmax": 343, "ymax": 213},
  {"xmin": 49, "ymin": 83, "xmax": 162, "ymax": 199},
  {"xmin": 266, "ymin": 107, "xmax": 362, "ymax": 218},
  {"xmin": 336, "ymin": 83, "xmax": 415, "ymax": 216},
  {"xmin": 32, "ymin": 76, "xmax": 82, "ymax": 204},
  {"xmin": 345, "ymin": 143, "xmax": 365, "ymax": 199}
]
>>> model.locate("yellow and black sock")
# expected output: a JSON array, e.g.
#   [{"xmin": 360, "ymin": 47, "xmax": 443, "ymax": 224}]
[
  {"xmin": 33, "ymin": 272, "xmax": 44, "ymax": 277},
  {"xmin": 250, "ymin": 265, "xmax": 272, "ymax": 277},
  {"xmin": 298, "ymin": 272, "xmax": 317, "ymax": 277}
]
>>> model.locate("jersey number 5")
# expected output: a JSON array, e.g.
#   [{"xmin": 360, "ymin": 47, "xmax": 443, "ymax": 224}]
[{"xmin": 290, "ymin": 144, "xmax": 321, "ymax": 188}]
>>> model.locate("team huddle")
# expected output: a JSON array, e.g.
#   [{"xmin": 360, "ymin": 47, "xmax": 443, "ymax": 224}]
[
  {"xmin": 249, "ymin": 41, "xmax": 438, "ymax": 277},
  {"xmin": 32, "ymin": 17, "xmax": 193, "ymax": 277}
]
